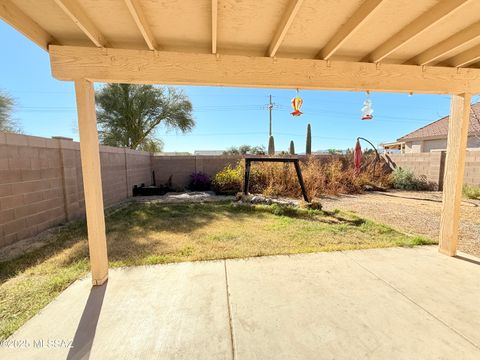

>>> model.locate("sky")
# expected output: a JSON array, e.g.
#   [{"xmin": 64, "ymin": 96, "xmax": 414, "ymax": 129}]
[{"xmin": 1, "ymin": 20, "xmax": 478, "ymax": 153}]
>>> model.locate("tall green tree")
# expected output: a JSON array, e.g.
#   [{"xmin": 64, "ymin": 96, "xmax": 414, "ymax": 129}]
[
  {"xmin": 0, "ymin": 91, "xmax": 21, "ymax": 133},
  {"xmin": 95, "ymin": 84, "xmax": 194, "ymax": 152},
  {"xmin": 223, "ymin": 145, "xmax": 266, "ymax": 155}
]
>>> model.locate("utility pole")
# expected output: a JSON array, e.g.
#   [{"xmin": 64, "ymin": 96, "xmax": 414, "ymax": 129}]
[{"xmin": 268, "ymin": 95, "xmax": 274, "ymax": 137}]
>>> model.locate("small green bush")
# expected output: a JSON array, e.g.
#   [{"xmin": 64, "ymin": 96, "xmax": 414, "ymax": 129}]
[
  {"xmin": 212, "ymin": 164, "xmax": 242, "ymax": 195},
  {"xmin": 188, "ymin": 171, "xmax": 212, "ymax": 191},
  {"xmin": 390, "ymin": 167, "xmax": 433, "ymax": 191},
  {"xmin": 463, "ymin": 184, "xmax": 480, "ymax": 199}
]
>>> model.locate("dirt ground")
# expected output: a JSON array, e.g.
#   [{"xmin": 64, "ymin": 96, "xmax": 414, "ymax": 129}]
[{"xmin": 321, "ymin": 191, "xmax": 480, "ymax": 258}]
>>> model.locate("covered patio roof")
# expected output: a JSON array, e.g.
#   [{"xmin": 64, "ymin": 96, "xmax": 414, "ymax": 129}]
[
  {"xmin": 2, "ymin": 0, "xmax": 480, "ymax": 93},
  {"xmin": 2, "ymin": 0, "xmax": 480, "ymax": 67},
  {"xmin": 2, "ymin": 0, "xmax": 480, "ymax": 285}
]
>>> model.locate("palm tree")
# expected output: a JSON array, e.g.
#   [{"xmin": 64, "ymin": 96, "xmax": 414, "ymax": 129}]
[{"xmin": 95, "ymin": 84, "xmax": 195, "ymax": 152}]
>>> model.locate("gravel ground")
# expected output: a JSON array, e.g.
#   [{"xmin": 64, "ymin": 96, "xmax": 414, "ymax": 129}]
[
  {"xmin": 132, "ymin": 191, "xmax": 235, "ymax": 203},
  {"xmin": 321, "ymin": 191, "xmax": 480, "ymax": 258}
]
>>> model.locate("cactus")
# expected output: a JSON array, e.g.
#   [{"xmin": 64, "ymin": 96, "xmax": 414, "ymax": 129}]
[
  {"xmin": 306, "ymin": 123, "xmax": 312, "ymax": 155},
  {"xmin": 289, "ymin": 140, "xmax": 295, "ymax": 155},
  {"xmin": 268, "ymin": 135, "xmax": 275, "ymax": 155}
]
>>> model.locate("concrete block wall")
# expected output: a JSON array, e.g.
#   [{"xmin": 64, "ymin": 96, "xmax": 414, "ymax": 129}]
[
  {"xmin": 2, "ymin": 132, "xmax": 479, "ymax": 249},
  {"xmin": 151, "ymin": 154, "xmax": 336, "ymax": 190},
  {"xmin": 388, "ymin": 152, "xmax": 445, "ymax": 188},
  {"xmin": 0, "ymin": 134, "xmax": 67, "ymax": 248},
  {"xmin": 152, "ymin": 155, "xmax": 241, "ymax": 189},
  {"xmin": 464, "ymin": 150, "xmax": 480, "ymax": 186},
  {"xmin": 0, "ymin": 133, "xmax": 152, "ymax": 249},
  {"xmin": 387, "ymin": 150, "xmax": 480, "ymax": 189},
  {"xmin": 126, "ymin": 149, "xmax": 154, "ymax": 193},
  {"xmin": 100, "ymin": 146, "xmax": 129, "ymax": 207}
]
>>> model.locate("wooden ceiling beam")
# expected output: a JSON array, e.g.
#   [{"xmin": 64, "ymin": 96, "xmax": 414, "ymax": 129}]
[
  {"xmin": 49, "ymin": 45, "xmax": 480, "ymax": 94},
  {"xmin": 444, "ymin": 43, "xmax": 480, "ymax": 68},
  {"xmin": 0, "ymin": 0, "xmax": 56, "ymax": 51},
  {"xmin": 267, "ymin": 0, "xmax": 304, "ymax": 57},
  {"xmin": 124, "ymin": 0, "xmax": 157, "ymax": 51},
  {"xmin": 364, "ymin": 0, "xmax": 471, "ymax": 63},
  {"xmin": 212, "ymin": 0, "xmax": 218, "ymax": 54},
  {"xmin": 318, "ymin": 0, "xmax": 384, "ymax": 60},
  {"xmin": 407, "ymin": 21, "xmax": 480, "ymax": 66},
  {"xmin": 53, "ymin": 0, "xmax": 108, "ymax": 47}
]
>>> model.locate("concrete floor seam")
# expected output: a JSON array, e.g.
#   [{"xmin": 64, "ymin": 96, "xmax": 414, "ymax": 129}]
[{"xmin": 224, "ymin": 260, "xmax": 237, "ymax": 360}]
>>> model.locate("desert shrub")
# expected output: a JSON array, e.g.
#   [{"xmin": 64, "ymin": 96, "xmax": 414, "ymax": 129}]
[
  {"xmin": 188, "ymin": 172, "xmax": 211, "ymax": 191},
  {"xmin": 463, "ymin": 184, "xmax": 480, "ymax": 199},
  {"xmin": 390, "ymin": 167, "xmax": 432, "ymax": 191},
  {"xmin": 212, "ymin": 165, "xmax": 243, "ymax": 194},
  {"xmin": 212, "ymin": 154, "xmax": 392, "ymax": 198}
]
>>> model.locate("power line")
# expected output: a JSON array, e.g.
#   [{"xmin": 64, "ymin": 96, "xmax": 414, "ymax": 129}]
[
  {"xmin": 13, "ymin": 105, "xmax": 431, "ymax": 123},
  {"xmin": 160, "ymin": 131, "xmax": 353, "ymax": 141},
  {"xmin": 12, "ymin": 99, "xmax": 457, "ymax": 126}
]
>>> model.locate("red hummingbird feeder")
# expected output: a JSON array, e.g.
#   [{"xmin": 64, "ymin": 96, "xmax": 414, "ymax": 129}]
[{"xmin": 291, "ymin": 89, "xmax": 303, "ymax": 116}]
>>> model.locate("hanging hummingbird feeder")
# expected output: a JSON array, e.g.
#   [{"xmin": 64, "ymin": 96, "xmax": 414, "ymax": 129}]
[
  {"xmin": 291, "ymin": 89, "xmax": 303, "ymax": 117},
  {"xmin": 361, "ymin": 91, "xmax": 373, "ymax": 121}
]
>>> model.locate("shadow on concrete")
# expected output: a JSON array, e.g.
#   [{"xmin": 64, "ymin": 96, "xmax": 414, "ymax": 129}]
[
  {"xmin": 67, "ymin": 282, "xmax": 108, "ymax": 360},
  {"xmin": 378, "ymin": 192, "xmax": 479, "ymax": 208},
  {"xmin": 454, "ymin": 255, "xmax": 480, "ymax": 266}
]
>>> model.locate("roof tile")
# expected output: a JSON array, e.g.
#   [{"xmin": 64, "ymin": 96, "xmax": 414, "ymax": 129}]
[{"xmin": 398, "ymin": 102, "xmax": 480, "ymax": 141}]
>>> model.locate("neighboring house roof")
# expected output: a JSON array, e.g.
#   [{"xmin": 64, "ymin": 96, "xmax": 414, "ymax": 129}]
[
  {"xmin": 194, "ymin": 150, "xmax": 224, "ymax": 156},
  {"xmin": 397, "ymin": 102, "xmax": 480, "ymax": 141},
  {"xmin": 156, "ymin": 152, "xmax": 192, "ymax": 156}
]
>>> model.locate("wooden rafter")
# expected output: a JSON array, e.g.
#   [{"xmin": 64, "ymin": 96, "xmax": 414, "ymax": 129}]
[
  {"xmin": 364, "ymin": 0, "xmax": 471, "ymax": 63},
  {"xmin": 408, "ymin": 21, "xmax": 480, "ymax": 66},
  {"xmin": 124, "ymin": 0, "xmax": 157, "ymax": 51},
  {"xmin": 53, "ymin": 0, "xmax": 108, "ymax": 47},
  {"xmin": 445, "ymin": 43, "xmax": 480, "ymax": 68},
  {"xmin": 49, "ymin": 46, "xmax": 480, "ymax": 94},
  {"xmin": 212, "ymin": 0, "xmax": 218, "ymax": 54},
  {"xmin": 318, "ymin": 0, "xmax": 384, "ymax": 60},
  {"xmin": 0, "ymin": 0, "xmax": 56, "ymax": 51},
  {"xmin": 267, "ymin": 0, "xmax": 304, "ymax": 57}
]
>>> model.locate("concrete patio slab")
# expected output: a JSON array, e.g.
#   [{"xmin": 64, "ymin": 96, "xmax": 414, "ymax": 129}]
[
  {"xmin": 227, "ymin": 248, "xmax": 480, "ymax": 359},
  {"xmin": 1, "ymin": 246, "xmax": 480, "ymax": 359},
  {"xmin": 0, "ymin": 261, "xmax": 232, "ymax": 360},
  {"xmin": 344, "ymin": 246, "xmax": 480, "ymax": 347}
]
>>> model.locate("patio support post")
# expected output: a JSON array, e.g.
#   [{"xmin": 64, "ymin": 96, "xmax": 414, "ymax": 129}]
[
  {"xmin": 74, "ymin": 79, "xmax": 109, "ymax": 285},
  {"xmin": 439, "ymin": 93, "xmax": 471, "ymax": 256}
]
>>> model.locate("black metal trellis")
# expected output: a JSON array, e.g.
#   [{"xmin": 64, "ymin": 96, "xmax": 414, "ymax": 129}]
[{"xmin": 243, "ymin": 156, "xmax": 310, "ymax": 203}]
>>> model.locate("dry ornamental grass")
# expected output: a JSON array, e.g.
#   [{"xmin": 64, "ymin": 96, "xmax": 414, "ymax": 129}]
[{"xmin": 213, "ymin": 154, "xmax": 392, "ymax": 199}]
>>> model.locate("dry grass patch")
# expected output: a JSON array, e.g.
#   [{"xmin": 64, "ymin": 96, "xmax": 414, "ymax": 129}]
[
  {"xmin": 0, "ymin": 201, "xmax": 433, "ymax": 339},
  {"xmin": 213, "ymin": 155, "xmax": 393, "ymax": 197}
]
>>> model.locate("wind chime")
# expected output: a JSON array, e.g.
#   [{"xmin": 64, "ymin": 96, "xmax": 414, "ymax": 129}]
[
  {"xmin": 291, "ymin": 89, "xmax": 303, "ymax": 116},
  {"xmin": 361, "ymin": 91, "xmax": 373, "ymax": 120}
]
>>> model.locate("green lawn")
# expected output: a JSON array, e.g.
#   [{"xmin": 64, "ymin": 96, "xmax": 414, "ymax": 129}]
[{"xmin": 0, "ymin": 201, "xmax": 434, "ymax": 339}]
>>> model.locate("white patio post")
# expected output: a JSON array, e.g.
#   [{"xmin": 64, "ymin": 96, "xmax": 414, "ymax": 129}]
[
  {"xmin": 74, "ymin": 79, "xmax": 109, "ymax": 285},
  {"xmin": 439, "ymin": 93, "xmax": 471, "ymax": 256}
]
